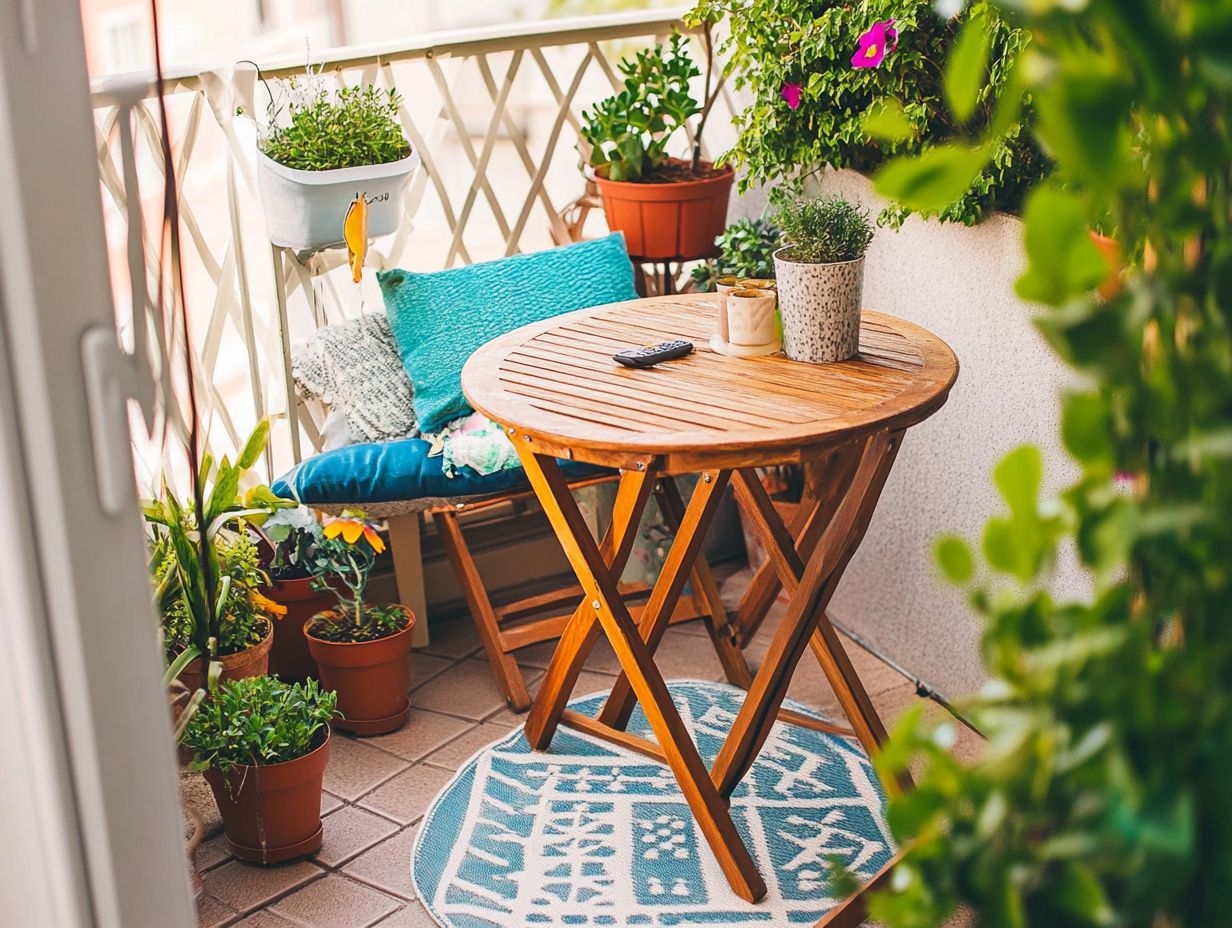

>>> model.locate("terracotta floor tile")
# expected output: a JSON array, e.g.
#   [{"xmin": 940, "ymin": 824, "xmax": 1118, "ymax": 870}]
[
  {"xmin": 419, "ymin": 617, "xmax": 481, "ymax": 660},
  {"xmin": 196, "ymin": 831, "xmax": 232, "ymax": 873},
  {"xmin": 513, "ymin": 634, "xmax": 623, "ymax": 675},
  {"xmin": 407, "ymin": 652, "xmax": 456, "ymax": 690},
  {"xmin": 270, "ymin": 874, "xmax": 399, "ymax": 927},
  {"xmin": 342, "ymin": 824, "xmax": 419, "ymax": 900},
  {"xmin": 421, "ymin": 722, "xmax": 516, "ymax": 771},
  {"xmin": 232, "ymin": 911, "xmax": 300, "ymax": 927},
  {"xmin": 321, "ymin": 791, "xmax": 345, "ymax": 816},
  {"xmin": 322, "ymin": 736, "xmax": 410, "ymax": 802},
  {"xmin": 358, "ymin": 764, "xmax": 455, "ymax": 826},
  {"xmin": 410, "ymin": 658, "xmax": 540, "ymax": 721},
  {"xmin": 372, "ymin": 901, "xmax": 438, "ymax": 926},
  {"xmin": 195, "ymin": 891, "xmax": 238, "ymax": 928},
  {"xmin": 314, "ymin": 806, "xmax": 400, "ymax": 868},
  {"xmin": 201, "ymin": 859, "xmax": 324, "ymax": 914},
  {"xmin": 363, "ymin": 709, "xmax": 475, "ymax": 762},
  {"xmin": 646, "ymin": 627, "xmax": 730, "ymax": 683}
]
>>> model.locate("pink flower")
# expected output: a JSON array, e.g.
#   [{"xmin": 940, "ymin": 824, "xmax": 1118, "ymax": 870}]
[
  {"xmin": 781, "ymin": 82, "xmax": 803, "ymax": 110},
  {"xmin": 852, "ymin": 19, "xmax": 898, "ymax": 69}
]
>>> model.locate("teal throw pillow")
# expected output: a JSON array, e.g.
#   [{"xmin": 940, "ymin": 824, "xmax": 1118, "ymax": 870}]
[{"xmin": 378, "ymin": 234, "xmax": 636, "ymax": 433}]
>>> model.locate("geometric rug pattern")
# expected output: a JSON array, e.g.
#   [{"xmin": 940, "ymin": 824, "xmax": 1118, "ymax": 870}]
[{"xmin": 413, "ymin": 681, "xmax": 893, "ymax": 926}]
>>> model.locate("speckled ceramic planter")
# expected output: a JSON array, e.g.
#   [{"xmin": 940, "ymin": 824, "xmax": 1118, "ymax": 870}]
[{"xmin": 773, "ymin": 247, "xmax": 864, "ymax": 363}]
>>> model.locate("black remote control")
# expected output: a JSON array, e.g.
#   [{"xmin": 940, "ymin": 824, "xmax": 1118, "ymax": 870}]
[{"xmin": 612, "ymin": 340, "xmax": 694, "ymax": 368}]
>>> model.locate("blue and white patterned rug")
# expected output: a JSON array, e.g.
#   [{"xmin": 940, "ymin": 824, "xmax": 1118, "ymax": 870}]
[{"xmin": 413, "ymin": 681, "xmax": 893, "ymax": 926}]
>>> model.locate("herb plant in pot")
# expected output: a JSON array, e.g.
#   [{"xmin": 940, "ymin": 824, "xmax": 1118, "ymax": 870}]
[
  {"xmin": 256, "ymin": 78, "xmax": 419, "ymax": 253},
  {"xmin": 774, "ymin": 195, "xmax": 875, "ymax": 363},
  {"xmin": 258, "ymin": 505, "xmax": 338, "ymax": 682},
  {"xmin": 305, "ymin": 513, "xmax": 416, "ymax": 736},
  {"xmin": 581, "ymin": 30, "xmax": 732, "ymax": 261},
  {"xmin": 182, "ymin": 675, "xmax": 337, "ymax": 864}
]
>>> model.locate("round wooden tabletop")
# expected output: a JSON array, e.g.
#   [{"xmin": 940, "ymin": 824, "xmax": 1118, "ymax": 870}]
[{"xmin": 462, "ymin": 294, "xmax": 958, "ymax": 472}]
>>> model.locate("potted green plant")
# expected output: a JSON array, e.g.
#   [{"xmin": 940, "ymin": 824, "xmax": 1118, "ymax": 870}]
[
  {"xmin": 581, "ymin": 29, "xmax": 732, "ymax": 261},
  {"xmin": 145, "ymin": 420, "xmax": 295, "ymax": 691},
  {"xmin": 181, "ymin": 675, "xmax": 337, "ymax": 864},
  {"xmin": 773, "ymin": 194, "xmax": 875, "ymax": 363},
  {"xmin": 305, "ymin": 513, "xmax": 416, "ymax": 735},
  {"xmin": 254, "ymin": 74, "xmax": 419, "ymax": 253},
  {"xmin": 691, "ymin": 216, "xmax": 782, "ymax": 292},
  {"xmin": 257, "ymin": 506, "xmax": 339, "ymax": 681}
]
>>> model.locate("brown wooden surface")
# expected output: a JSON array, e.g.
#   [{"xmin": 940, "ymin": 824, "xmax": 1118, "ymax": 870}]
[{"xmin": 462, "ymin": 294, "xmax": 958, "ymax": 472}]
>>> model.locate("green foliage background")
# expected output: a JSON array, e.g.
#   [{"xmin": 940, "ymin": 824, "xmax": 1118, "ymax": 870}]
[
  {"xmin": 854, "ymin": 1, "xmax": 1232, "ymax": 925},
  {"xmin": 686, "ymin": 0, "xmax": 1049, "ymax": 225}
]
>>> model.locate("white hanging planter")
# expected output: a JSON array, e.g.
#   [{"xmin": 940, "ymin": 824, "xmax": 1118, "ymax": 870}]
[
  {"xmin": 774, "ymin": 247, "xmax": 865, "ymax": 363},
  {"xmin": 255, "ymin": 148, "xmax": 420, "ymax": 254}
]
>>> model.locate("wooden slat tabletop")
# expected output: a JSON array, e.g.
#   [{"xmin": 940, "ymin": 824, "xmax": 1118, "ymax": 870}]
[{"xmin": 462, "ymin": 294, "xmax": 958, "ymax": 472}]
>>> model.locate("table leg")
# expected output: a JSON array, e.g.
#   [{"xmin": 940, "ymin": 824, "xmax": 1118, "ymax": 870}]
[
  {"xmin": 522, "ymin": 465, "xmax": 657, "ymax": 750},
  {"xmin": 711, "ymin": 431, "xmax": 903, "ymax": 799},
  {"xmin": 515, "ymin": 448, "xmax": 766, "ymax": 903},
  {"xmin": 597, "ymin": 470, "xmax": 744, "ymax": 730}
]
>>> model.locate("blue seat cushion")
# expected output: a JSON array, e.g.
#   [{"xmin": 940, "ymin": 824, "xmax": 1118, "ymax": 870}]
[
  {"xmin": 272, "ymin": 437, "xmax": 607, "ymax": 506},
  {"xmin": 378, "ymin": 233, "xmax": 636, "ymax": 434}
]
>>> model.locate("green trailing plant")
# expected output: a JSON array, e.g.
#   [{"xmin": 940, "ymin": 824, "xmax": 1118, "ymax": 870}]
[
  {"xmin": 776, "ymin": 195, "xmax": 874, "ymax": 264},
  {"xmin": 180, "ymin": 675, "xmax": 337, "ymax": 775},
  {"xmin": 838, "ymin": 2, "xmax": 1232, "ymax": 926},
  {"xmin": 145, "ymin": 420, "xmax": 295, "ymax": 667},
  {"xmin": 581, "ymin": 30, "xmax": 719, "ymax": 182},
  {"xmin": 685, "ymin": 0, "xmax": 1049, "ymax": 225},
  {"xmin": 260, "ymin": 82, "xmax": 410, "ymax": 172},
  {"xmin": 691, "ymin": 217, "xmax": 782, "ymax": 291},
  {"xmin": 308, "ymin": 513, "xmax": 406, "ymax": 643}
]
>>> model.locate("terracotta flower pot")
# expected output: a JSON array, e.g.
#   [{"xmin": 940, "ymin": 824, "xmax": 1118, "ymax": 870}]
[
  {"xmin": 202, "ymin": 730, "xmax": 330, "ymax": 865},
  {"xmin": 265, "ymin": 577, "xmax": 340, "ymax": 682},
  {"xmin": 774, "ymin": 247, "xmax": 865, "ymax": 364},
  {"xmin": 593, "ymin": 162, "xmax": 734, "ymax": 261},
  {"xmin": 177, "ymin": 619, "xmax": 272, "ymax": 694},
  {"xmin": 306, "ymin": 606, "xmax": 416, "ymax": 736},
  {"xmin": 1089, "ymin": 230, "xmax": 1123, "ymax": 300}
]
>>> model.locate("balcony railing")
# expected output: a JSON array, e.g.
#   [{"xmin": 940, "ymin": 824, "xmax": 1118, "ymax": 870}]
[{"xmin": 91, "ymin": 9, "xmax": 743, "ymax": 479}]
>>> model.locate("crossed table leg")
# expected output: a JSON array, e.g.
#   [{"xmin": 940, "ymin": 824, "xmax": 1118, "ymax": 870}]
[{"xmin": 514, "ymin": 428, "xmax": 906, "ymax": 903}]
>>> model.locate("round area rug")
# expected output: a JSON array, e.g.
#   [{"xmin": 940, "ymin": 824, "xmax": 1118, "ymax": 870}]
[{"xmin": 413, "ymin": 680, "xmax": 893, "ymax": 927}]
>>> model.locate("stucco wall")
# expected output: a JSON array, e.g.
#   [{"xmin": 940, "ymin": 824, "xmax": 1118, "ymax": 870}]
[{"xmin": 752, "ymin": 169, "xmax": 1085, "ymax": 698}]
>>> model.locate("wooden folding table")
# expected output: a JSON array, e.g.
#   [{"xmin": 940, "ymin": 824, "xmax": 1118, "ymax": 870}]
[{"xmin": 461, "ymin": 294, "xmax": 957, "ymax": 903}]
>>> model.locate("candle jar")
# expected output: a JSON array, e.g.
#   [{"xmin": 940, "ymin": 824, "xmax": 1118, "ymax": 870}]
[
  {"xmin": 714, "ymin": 275, "xmax": 742, "ymax": 343},
  {"xmin": 711, "ymin": 288, "xmax": 781, "ymax": 357}
]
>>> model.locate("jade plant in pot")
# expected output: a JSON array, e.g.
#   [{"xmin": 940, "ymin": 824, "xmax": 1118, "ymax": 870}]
[
  {"xmin": 253, "ymin": 72, "xmax": 419, "ymax": 253},
  {"xmin": 305, "ymin": 513, "xmax": 416, "ymax": 736},
  {"xmin": 773, "ymin": 194, "xmax": 875, "ymax": 363},
  {"xmin": 182, "ymin": 675, "xmax": 337, "ymax": 864},
  {"xmin": 581, "ymin": 29, "xmax": 731, "ymax": 261},
  {"xmin": 257, "ymin": 505, "xmax": 339, "ymax": 682},
  {"xmin": 146, "ymin": 420, "xmax": 295, "ymax": 691}
]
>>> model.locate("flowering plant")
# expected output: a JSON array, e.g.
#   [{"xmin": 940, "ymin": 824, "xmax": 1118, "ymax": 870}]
[{"xmin": 308, "ymin": 512, "xmax": 406, "ymax": 643}]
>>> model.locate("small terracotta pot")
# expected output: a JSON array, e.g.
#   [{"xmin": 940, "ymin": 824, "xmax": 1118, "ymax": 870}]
[
  {"xmin": 202, "ymin": 730, "xmax": 330, "ymax": 865},
  {"xmin": 306, "ymin": 606, "xmax": 416, "ymax": 736},
  {"xmin": 593, "ymin": 162, "xmax": 734, "ymax": 261},
  {"xmin": 265, "ymin": 576, "xmax": 340, "ymax": 682},
  {"xmin": 177, "ymin": 620, "xmax": 272, "ymax": 694}
]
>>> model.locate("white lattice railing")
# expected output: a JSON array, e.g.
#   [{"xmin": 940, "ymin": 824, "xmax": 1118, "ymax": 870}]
[{"xmin": 92, "ymin": 9, "xmax": 743, "ymax": 482}]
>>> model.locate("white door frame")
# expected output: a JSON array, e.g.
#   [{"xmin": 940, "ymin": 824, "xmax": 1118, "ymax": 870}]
[{"xmin": 0, "ymin": 1, "xmax": 196, "ymax": 925}]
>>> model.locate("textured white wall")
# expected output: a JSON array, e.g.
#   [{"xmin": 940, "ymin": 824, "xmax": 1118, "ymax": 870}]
[{"xmin": 765, "ymin": 169, "xmax": 1085, "ymax": 698}]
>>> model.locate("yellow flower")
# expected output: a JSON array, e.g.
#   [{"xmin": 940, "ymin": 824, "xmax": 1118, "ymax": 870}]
[
  {"xmin": 249, "ymin": 589, "xmax": 289, "ymax": 618},
  {"xmin": 323, "ymin": 516, "xmax": 386, "ymax": 554}
]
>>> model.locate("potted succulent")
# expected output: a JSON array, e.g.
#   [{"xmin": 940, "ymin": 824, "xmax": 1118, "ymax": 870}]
[
  {"xmin": 145, "ymin": 420, "xmax": 295, "ymax": 691},
  {"xmin": 581, "ymin": 29, "xmax": 732, "ymax": 261},
  {"xmin": 254, "ymin": 74, "xmax": 419, "ymax": 253},
  {"xmin": 181, "ymin": 675, "xmax": 337, "ymax": 864},
  {"xmin": 773, "ymin": 194, "xmax": 875, "ymax": 363},
  {"xmin": 305, "ymin": 513, "xmax": 416, "ymax": 736},
  {"xmin": 257, "ymin": 506, "xmax": 338, "ymax": 682}
]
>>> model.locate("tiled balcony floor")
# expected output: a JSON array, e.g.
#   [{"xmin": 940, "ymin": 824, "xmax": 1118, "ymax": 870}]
[{"xmin": 188, "ymin": 566, "xmax": 980, "ymax": 927}]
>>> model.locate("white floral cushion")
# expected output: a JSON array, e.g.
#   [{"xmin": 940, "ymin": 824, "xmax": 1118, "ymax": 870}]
[{"xmin": 291, "ymin": 313, "xmax": 418, "ymax": 444}]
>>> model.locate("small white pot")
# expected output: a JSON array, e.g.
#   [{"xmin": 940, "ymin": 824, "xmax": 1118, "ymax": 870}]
[
  {"xmin": 773, "ymin": 247, "xmax": 865, "ymax": 363},
  {"xmin": 255, "ymin": 148, "xmax": 420, "ymax": 253}
]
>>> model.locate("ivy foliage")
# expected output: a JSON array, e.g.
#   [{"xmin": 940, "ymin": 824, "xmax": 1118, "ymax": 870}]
[
  {"xmin": 685, "ymin": 0, "xmax": 1049, "ymax": 225},
  {"xmin": 863, "ymin": 1, "xmax": 1232, "ymax": 926}
]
